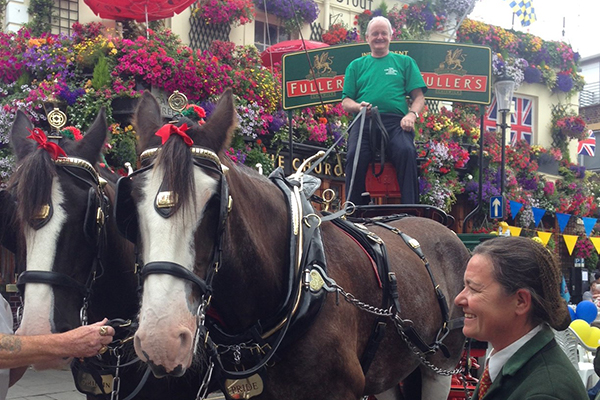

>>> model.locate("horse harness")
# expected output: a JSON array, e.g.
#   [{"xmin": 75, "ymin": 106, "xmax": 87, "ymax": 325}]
[{"xmin": 328, "ymin": 215, "xmax": 464, "ymax": 375}]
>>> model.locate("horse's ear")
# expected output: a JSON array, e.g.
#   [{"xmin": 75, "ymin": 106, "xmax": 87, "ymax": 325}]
[
  {"xmin": 10, "ymin": 111, "xmax": 37, "ymax": 161},
  {"xmin": 76, "ymin": 107, "xmax": 107, "ymax": 163},
  {"xmin": 200, "ymin": 88, "xmax": 237, "ymax": 152},
  {"xmin": 133, "ymin": 91, "xmax": 163, "ymax": 151}
]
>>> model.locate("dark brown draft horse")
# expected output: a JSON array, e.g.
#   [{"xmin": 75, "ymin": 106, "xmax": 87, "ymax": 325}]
[
  {"xmin": 118, "ymin": 89, "xmax": 470, "ymax": 400},
  {"xmin": 5, "ymin": 110, "xmax": 201, "ymax": 399}
]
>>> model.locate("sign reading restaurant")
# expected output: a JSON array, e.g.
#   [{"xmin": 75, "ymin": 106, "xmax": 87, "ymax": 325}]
[{"xmin": 282, "ymin": 41, "xmax": 492, "ymax": 110}]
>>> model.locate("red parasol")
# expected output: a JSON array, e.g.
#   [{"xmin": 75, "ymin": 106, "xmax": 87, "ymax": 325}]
[
  {"xmin": 83, "ymin": 0, "xmax": 196, "ymax": 22},
  {"xmin": 260, "ymin": 40, "xmax": 329, "ymax": 69}
]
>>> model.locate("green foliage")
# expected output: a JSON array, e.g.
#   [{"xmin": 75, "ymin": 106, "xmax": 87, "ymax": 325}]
[
  {"xmin": 16, "ymin": 72, "xmax": 31, "ymax": 88},
  {"xmin": 25, "ymin": 0, "xmax": 54, "ymax": 36},
  {"xmin": 105, "ymin": 123, "xmax": 137, "ymax": 171},
  {"xmin": 91, "ymin": 55, "xmax": 111, "ymax": 90},
  {"xmin": 65, "ymin": 90, "xmax": 113, "ymax": 131},
  {"xmin": 244, "ymin": 140, "xmax": 275, "ymax": 176}
]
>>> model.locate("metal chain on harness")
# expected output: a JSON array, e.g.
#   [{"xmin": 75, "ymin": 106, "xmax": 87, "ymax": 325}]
[
  {"xmin": 195, "ymin": 361, "xmax": 214, "ymax": 400},
  {"xmin": 323, "ymin": 280, "xmax": 461, "ymax": 376},
  {"xmin": 110, "ymin": 350, "xmax": 122, "ymax": 400}
]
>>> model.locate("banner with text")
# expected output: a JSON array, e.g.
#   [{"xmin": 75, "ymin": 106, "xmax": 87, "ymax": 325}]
[{"xmin": 282, "ymin": 41, "xmax": 492, "ymax": 110}]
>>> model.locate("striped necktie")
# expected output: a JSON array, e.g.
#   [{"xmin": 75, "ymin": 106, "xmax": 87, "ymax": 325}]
[{"xmin": 478, "ymin": 362, "xmax": 492, "ymax": 399}]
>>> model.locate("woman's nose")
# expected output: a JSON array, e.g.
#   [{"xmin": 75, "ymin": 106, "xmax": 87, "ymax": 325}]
[{"xmin": 454, "ymin": 288, "xmax": 466, "ymax": 306}]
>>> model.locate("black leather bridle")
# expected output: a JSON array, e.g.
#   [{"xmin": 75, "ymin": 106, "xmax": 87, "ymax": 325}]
[{"xmin": 114, "ymin": 145, "xmax": 231, "ymax": 324}]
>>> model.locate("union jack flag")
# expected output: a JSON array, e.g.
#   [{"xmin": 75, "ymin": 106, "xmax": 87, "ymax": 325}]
[
  {"xmin": 578, "ymin": 130, "xmax": 596, "ymax": 157},
  {"xmin": 509, "ymin": 96, "xmax": 533, "ymax": 146},
  {"xmin": 483, "ymin": 97, "xmax": 498, "ymax": 135}
]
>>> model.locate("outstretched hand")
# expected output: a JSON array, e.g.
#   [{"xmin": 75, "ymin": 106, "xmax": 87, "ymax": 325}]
[{"xmin": 60, "ymin": 318, "xmax": 115, "ymax": 358}]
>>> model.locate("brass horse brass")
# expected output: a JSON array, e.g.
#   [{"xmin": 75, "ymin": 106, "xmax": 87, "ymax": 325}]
[
  {"xmin": 34, "ymin": 204, "xmax": 50, "ymax": 220},
  {"xmin": 309, "ymin": 269, "xmax": 325, "ymax": 292},
  {"xmin": 225, "ymin": 374, "xmax": 264, "ymax": 399},
  {"xmin": 47, "ymin": 108, "xmax": 67, "ymax": 131},
  {"xmin": 156, "ymin": 191, "xmax": 178, "ymax": 208}
]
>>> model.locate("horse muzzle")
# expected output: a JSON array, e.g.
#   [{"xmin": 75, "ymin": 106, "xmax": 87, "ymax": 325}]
[{"xmin": 134, "ymin": 324, "xmax": 195, "ymax": 377}]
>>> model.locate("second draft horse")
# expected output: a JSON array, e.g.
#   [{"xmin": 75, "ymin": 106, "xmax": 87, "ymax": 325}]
[{"xmin": 116, "ymin": 89, "xmax": 470, "ymax": 400}]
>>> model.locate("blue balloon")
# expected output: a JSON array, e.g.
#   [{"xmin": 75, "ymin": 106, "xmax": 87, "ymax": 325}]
[
  {"xmin": 569, "ymin": 307, "xmax": 577, "ymax": 321},
  {"xmin": 576, "ymin": 300, "xmax": 598, "ymax": 324}
]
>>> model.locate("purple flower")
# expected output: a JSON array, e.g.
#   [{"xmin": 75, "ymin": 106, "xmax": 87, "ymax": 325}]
[
  {"xmin": 531, "ymin": 47, "xmax": 551, "ymax": 65},
  {"xmin": 570, "ymin": 165, "xmax": 586, "ymax": 179},
  {"xmin": 57, "ymin": 85, "xmax": 85, "ymax": 106},
  {"xmin": 556, "ymin": 73, "xmax": 574, "ymax": 92},
  {"xmin": 523, "ymin": 66, "xmax": 542, "ymax": 84},
  {"xmin": 518, "ymin": 175, "xmax": 538, "ymax": 191},
  {"xmin": 269, "ymin": 110, "xmax": 287, "ymax": 133},
  {"xmin": 258, "ymin": 0, "xmax": 319, "ymax": 24},
  {"xmin": 199, "ymin": 100, "xmax": 217, "ymax": 118},
  {"xmin": 419, "ymin": 176, "xmax": 431, "ymax": 194}
]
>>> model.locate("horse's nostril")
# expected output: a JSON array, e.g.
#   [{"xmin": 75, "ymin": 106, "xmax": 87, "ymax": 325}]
[
  {"xmin": 178, "ymin": 329, "xmax": 193, "ymax": 355},
  {"xmin": 147, "ymin": 360, "xmax": 168, "ymax": 378},
  {"xmin": 170, "ymin": 364, "xmax": 185, "ymax": 377}
]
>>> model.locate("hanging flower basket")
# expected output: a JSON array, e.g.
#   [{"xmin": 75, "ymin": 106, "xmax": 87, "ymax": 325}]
[
  {"xmin": 192, "ymin": 0, "xmax": 254, "ymax": 26},
  {"xmin": 556, "ymin": 115, "xmax": 587, "ymax": 141}
]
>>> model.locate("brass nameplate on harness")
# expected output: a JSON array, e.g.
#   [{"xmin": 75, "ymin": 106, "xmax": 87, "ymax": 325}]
[
  {"xmin": 309, "ymin": 269, "xmax": 325, "ymax": 292},
  {"xmin": 225, "ymin": 374, "xmax": 264, "ymax": 399},
  {"xmin": 156, "ymin": 191, "xmax": 178, "ymax": 208},
  {"xmin": 77, "ymin": 372, "xmax": 113, "ymax": 395}
]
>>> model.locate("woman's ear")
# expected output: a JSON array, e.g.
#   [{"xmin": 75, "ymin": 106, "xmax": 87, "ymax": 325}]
[{"xmin": 515, "ymin": 288, "xmax": 532, "ymax": 316}]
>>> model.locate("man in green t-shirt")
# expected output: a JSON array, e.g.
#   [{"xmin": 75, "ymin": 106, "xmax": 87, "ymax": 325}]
[{"xmin": 342, "ymin": 16, "xmax": 427, "ymax": 205}]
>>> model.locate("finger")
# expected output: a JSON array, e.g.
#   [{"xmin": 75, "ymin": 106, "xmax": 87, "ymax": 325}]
[{"xmin": 89, "ymin": 318, "xmax": 109, "ymax": 327}]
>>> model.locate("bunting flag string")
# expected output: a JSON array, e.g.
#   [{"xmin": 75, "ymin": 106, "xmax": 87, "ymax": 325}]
[
  {"xmin": 496, "ymin": 198, "xmax": 600, "ymax": 256},
  {"xmin": 501, "ymin": 223, "xmax": 600, "ymax": 255}
]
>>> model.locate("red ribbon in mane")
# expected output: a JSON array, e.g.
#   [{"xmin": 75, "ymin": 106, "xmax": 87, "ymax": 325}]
[
  {"xmin": 155, "ymin": 123, "xmax": 193, "ymax": 147},
  {"xmin": 26, "ymin": 128, "xmax": 67, "ymax": 160}
]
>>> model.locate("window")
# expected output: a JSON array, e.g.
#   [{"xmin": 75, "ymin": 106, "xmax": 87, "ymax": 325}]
[
  {"xmin": 51, "ymin": 0, "xmax": 78, "ymax": 35},
  {"xmin": 254, "ymin": 21, "xmax": 290, "ymax": 52}
]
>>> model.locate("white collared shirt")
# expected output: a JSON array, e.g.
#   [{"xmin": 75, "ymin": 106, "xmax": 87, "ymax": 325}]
[{"xmin": 486, "ymin": 324, "xmax": 543, "ymax": 382}]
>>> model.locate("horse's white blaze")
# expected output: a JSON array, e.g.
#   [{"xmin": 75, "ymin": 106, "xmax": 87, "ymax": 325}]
[
  {"xmin": 16, "ymin": 179, "xmax": 68, "ymax": 369},
  {"xmin": 135, "ymin": 166, "xmax": 218, "ymax": 372}
]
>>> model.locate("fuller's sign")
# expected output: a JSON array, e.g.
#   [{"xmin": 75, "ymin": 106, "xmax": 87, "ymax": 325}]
[{"xmin": 282, "ymin": 41, "xmax": 492, "ymax": 110}]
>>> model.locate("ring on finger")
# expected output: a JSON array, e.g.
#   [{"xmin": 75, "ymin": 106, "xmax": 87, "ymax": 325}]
[
  {"xmin": 99, "ymin": 326, "xmax": 109, "ymax": 336},
  {"xmin": 98, "ymin": 345, "xmax": 108, "ymax": 355}
]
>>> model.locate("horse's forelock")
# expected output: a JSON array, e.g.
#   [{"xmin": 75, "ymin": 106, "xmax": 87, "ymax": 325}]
[
  {"xmin": 12, "ymin": 150, "xmax": 56, "ymax": 225},
  {"xmin": 155, "ymin": 135, "xmax": 195, "ymax": 214}
]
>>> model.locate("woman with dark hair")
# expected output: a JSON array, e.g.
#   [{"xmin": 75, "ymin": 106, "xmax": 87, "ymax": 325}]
[{"xmin": 455, "ymin": 236, "xmax": 587, "ymax": 399}]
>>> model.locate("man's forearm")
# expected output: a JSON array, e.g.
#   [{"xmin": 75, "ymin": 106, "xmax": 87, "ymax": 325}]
[
  {"xmin": 0, "ymin": 333, "xmax": 65, "ymax": 369},
  {"xmin": 342, "ymin": 98, "xmax": 371, "ymax": 114}
]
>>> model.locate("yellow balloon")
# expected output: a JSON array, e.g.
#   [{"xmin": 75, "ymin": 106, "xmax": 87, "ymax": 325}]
[
  {"xmin": 571, "ymin": 319, "xmax": 592, "ymax": 343},
  {"xmin": 585, "ymin": 327, "xmax": 600, "ymax": 348}
]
